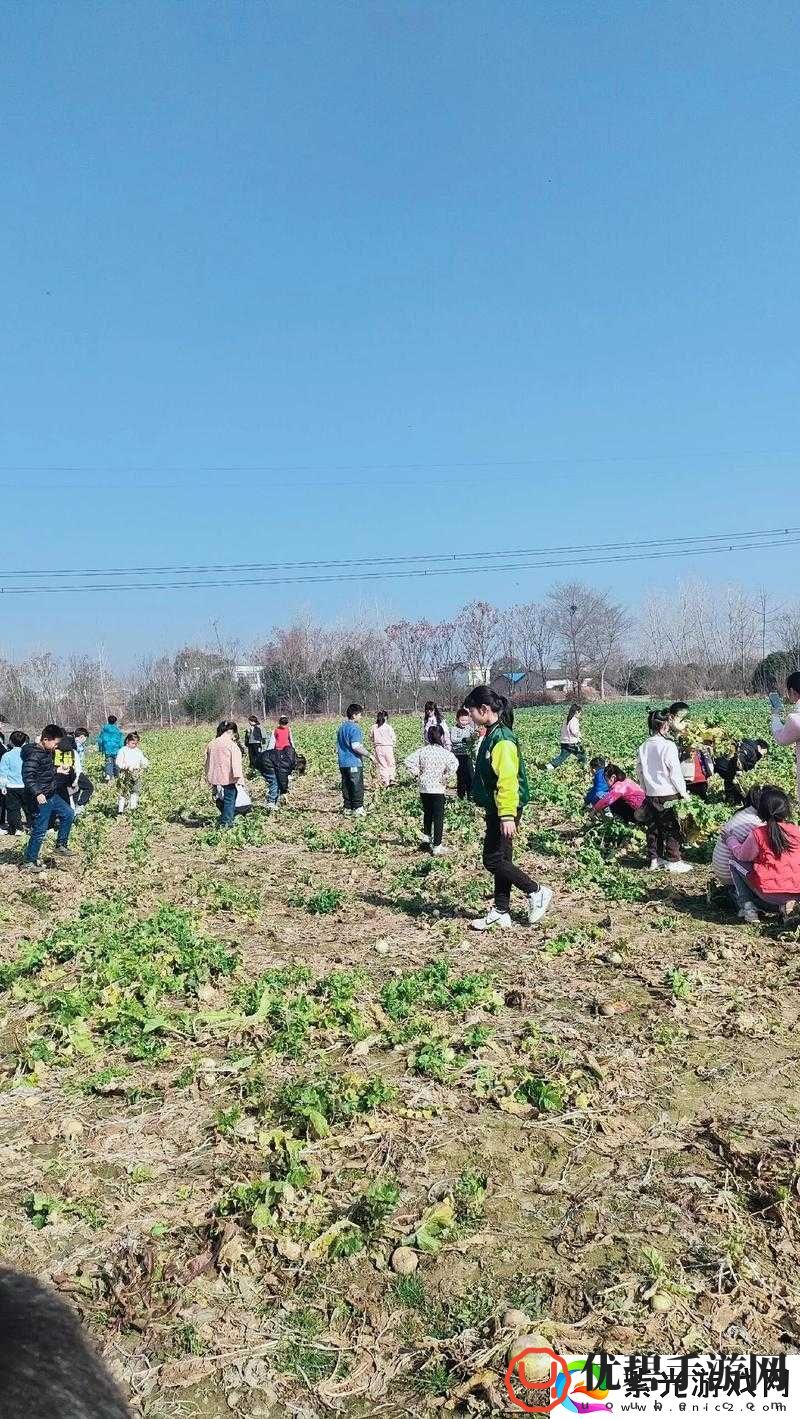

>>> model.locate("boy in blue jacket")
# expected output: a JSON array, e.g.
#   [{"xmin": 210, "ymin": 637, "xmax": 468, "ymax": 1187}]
[
  {"xmin": 97, "ymin": 716, "xmax": 124, "ymax": 780},
  {"xmin": 584, "ymin": 756, "xmax": 609, "ymax": 807}
]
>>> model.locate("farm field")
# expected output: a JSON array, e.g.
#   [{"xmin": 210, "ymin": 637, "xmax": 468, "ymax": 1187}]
[{"xmin": 1, "ymin": 699, "xmax": 799, "ymax": 1417}]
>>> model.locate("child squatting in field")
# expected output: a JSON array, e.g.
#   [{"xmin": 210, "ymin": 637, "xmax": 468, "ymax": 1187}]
[{"xmin": 462, "ymin": 684, "xmax": 553, "ymax": 931}]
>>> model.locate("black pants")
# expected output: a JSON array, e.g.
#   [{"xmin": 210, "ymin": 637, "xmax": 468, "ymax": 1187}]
[
  {"xmin": 609, "ymin": 799, "xmax": 637, "ymax": 825},
  {"xmin": 247, "ymin": 744, "xmax": 262, "ymax": 772},
  {"xmin": 421, "ymin": 793, "xmax": 445, "ymax": 847},
  {"xmin": 4, "ymin": 787, "xmax": 28, "ymax": 835},
  {"xmin": 688, "ymin": 781, "xmax": 708, "ymax": 800},
  {"xmin": 455, "ymin": 755, "xmax": 473, "ymax": 800},
  {"xmin": 644, "ymin": 796, "xmax": 682, "ymax": 862},
  {"xmin": 483, "ymin": 812, "xmax": 538, "ymax": 913},
  {"xmin": 340, "ymin": 765, "xmax": 364, "ymax": 812}
]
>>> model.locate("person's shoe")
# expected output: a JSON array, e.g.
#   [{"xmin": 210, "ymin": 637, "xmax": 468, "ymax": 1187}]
[
  {"xmin": 665, "ymin": 860, "xmax": 692, "ymax": 875},
  {"xmin": 471, "ymin": 908, "xmax": 513, "ymax": 931},
  {"xmin": 527, "ymin": 885, "xmax": 554, "ymax": 925},
  {"xmin": 779, "ymin": 901, "xmax": 797, "ymax": 921},
  {"xmin": 265, "ymin": 801, "xmax": 277, "ymax": 812},
  {"xmin": 431, "ymin": 844, "xmax": 447, "ymax": 857},
  {"xmin": 21, "ymin": 861, "xmax": 43, "ymax": 873},
  {"xmin": 341, "ymin": 808, "xmax": 352, "ymax": 816},
  {"xmin": 741, "ymin": 903, "xmax": 760, "ymax": 925},
  {"xmin": 544, "ymin": 763, "xmax": 555, "ymax": 773},
  {"xmin": 419, "ymin": 833, "xmax": 430, "ymax": 845},
  {"xmin": 648, "ymin": 857, "xmax": 665, "ymax": 871},
  {"xmin": 117, "ymin": 800, "xmax": 125, "ymax": 814},
  {"xmin": 353, "ymin": 807, "xmax": 366, "ymax": 818},
  {"xmin": 129, "ymin": 794, "xmax": 139, "ymax": 810},
  {"xmin": 54, "ymin": 845, "xmax": 73, "ymax": 858},
  {"xmin": 0, "ymin": 827, "xmax": 8, "ymax": 836},
  {"xmin": 73, "ymin": 805, "xmax": 85, "ymax": 817}
]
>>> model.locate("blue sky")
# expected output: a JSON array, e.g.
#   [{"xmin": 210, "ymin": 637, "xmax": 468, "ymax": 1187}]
[{"xmin": 1, "ymin": 0, "xmax": 798, "ymax": 665}]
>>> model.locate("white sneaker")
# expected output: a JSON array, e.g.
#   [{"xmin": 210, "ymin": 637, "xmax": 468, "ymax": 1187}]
[
  {"xmin": 665, "ymin": 860, "xmax": 692, "ymax": 875},
  {"xmin": 431, "ymin": 844, "xmax": 447, "ymax": 857},
  {"xmin": 471, "ymin": 908, "xmax": 513, "ymax": 931},
  {"xmin": 742, "ymin": 903, "xmax": 760, "ymax": 924},
  {"xmin": 353, "ymin": 806, "xmax": 366, "ymax": 818},
  {"xmin": 0, "ymin": 828, "xmax": 8, "ymax": 836},
  {"xmin": 527, "ymin": 885, "xmax": 553, "ymax": 925},
  {"xmin": 419, "ymin": 833, "xmax": 430, "ymax": 845},
  {"xmin": 117, "ymin": 800, "xmax": 125, "ymax": 815},
  {"xmin": 129, "ymin": 794, "xmax": 139, "ymax": 810},
  {"xmin": 648, "ymin": 857, "xmax": 665, "ymax": 871}
]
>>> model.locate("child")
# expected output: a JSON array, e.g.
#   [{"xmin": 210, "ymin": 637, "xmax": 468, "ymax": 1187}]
[
  {"xmin": 404, "ymin": 725, "xmax": 459, "ymax": 856},
  {"xmin": 592, "ymin": 764, "xmax": 646, "ymax": 824},
  {"xmin": 258, "ymin": 745, "xmax": 281, "ymax": 810},
  {"xmin": 728, "ymin": 785, "xmax": 800, "ymax": 923},
  {"xmin": 712, "ymin": 787, "xmax": 764, "ymax": 896},
  {"xmin": 371, "ymin": 711, "xmax": 397, "ymax": 788},
  {"xmin": 21, "ymin": 724, "xmax": 75, "ymax": 870},
  {"xmin": 97, "ymin": 715, "xmax": 124, "ymax": 780},
  {"xmin": 636, "ymin": 710, "xmax": 691, "ymax": 873},
  {"xmin": 336, "ymin": 703, "xmax": 369, "ymax": 817},
  {"xmin": 269, "ymin": 715, "xmax": 295, "ymax": 753},
  {"xmin": 422, "ymin": 701, "xmax": 451, "ymax": 750},
  {"xmin": 462, "ymin": 684, "xmax": 553, "ymax": 930},
  {"xmin": 549, "ymin": 703, "xmax": 585, "ymax": 768},
  {"xmin": 205, "ymin": 722, "xmax": 245, "ymax": 828},
  {"xmin": 0, "ymin": 731, "xmax": 30, "ymax": 836},
  {"xmin": 584, "ymin": 756, "xmax": 609, "ymax": 807},
  {"xmin": 681, "ymin": 744, "xmax": 714, "ymax": 799},
  {"xmin": 244, "ymin": 716, "xmax": 264, "ymax": 773},
  {"xmin": 69, "ymin": 728, "xmax": 94, "ymax": 814},
  {"xmin": 451, "ymin": 708, "xmax": 476, "ymax": 800},
  {"xmin": 115, "ymin": 732, "xmax": 149, "ymax": 814}
]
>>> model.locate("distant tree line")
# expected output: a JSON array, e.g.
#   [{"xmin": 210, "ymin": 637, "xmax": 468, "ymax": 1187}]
[{"xmin": 0, "ymin": 578, "xmax": 796, "ymax": 730}]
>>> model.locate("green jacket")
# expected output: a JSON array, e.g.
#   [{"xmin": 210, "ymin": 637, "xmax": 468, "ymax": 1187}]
[{"xmin": 472, "ymin": 722, "xmax": 530, "ymax": 818}]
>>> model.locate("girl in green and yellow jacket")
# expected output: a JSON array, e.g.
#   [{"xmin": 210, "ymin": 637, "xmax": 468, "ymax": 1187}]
[{"xmin": 463, "ymin": 685, "xmax": 553, "ymax": 931}]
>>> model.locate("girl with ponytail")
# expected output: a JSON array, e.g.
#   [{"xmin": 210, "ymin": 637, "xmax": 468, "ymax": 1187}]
[
  {"xmin": 729, "ymin": 785, "xmax": 800, "ymax": 923},
  {"xmin": 548, "ymin": 702, "xmax": 586, "ymax": 770},
  {"xmin": 461, "ymin": 684, "xmax": 552, "ymax": 931}
]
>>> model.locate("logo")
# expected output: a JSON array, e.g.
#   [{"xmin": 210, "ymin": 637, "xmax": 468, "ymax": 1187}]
[{"xmin": 504, "ymin": 1350, "xmax": 613, "ymax": 1415}]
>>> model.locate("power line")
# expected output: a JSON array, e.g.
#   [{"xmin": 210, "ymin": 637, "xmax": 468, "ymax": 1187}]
[
  {"xmin": 0, "ymin": 449, "xmax": 798, "ymax": 490},
  {"xmin": 1, "ymin": 531, "xmax": 798, "ymax": 596},
  {"xmin": 0, "ymin": 526, "xmax": 795, "ymax": 582}
]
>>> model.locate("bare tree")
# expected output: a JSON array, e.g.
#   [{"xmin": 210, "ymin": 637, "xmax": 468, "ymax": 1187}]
[
  {"xmin": 385, "ymin": 619, "xmax": 433, "ymax": 708},
  {"xmin": 594, "ymin": 601, "xmax": 630, "ymax": 698},
  {"xmin": 428, "ymin": 620, "xmax": 458, "ymax": 707},
  {"xmin": 515, "ymin": 601, "xmax": 558, "ymax": 695},
  {"xmin": 456, "ymin": 601, "xmax": 501, "ymax": 683},
  {"xmin": 547, "ymin": 582, "xmax": 606, "ymax": 701}
]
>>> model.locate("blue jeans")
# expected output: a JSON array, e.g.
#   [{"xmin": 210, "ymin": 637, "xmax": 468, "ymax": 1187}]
[
  {"xmin": 219, "ymin": 783, "xmax": 237, "ymax": 828},
  {"xmin": 105, "ymin": 754, "xmax": 118, "ymax": 779},
  {"xmin": 26, "ymin": 794, "xmax": 75, "ymax": 863},
  {"xmin": 261, "ymin": 766, "xmax": 280, "ymax": 804},
  {"xmin": 550, "ymin": 744, "xmax": 586, "ymax": 768}
]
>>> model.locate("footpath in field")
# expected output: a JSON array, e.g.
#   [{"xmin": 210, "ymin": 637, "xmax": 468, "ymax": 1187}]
[{"xmin": 1, "ymin": 704, "xmax": 799, "ymax": 1417}]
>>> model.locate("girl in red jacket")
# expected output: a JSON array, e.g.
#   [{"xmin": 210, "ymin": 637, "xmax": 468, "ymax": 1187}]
[{"xmin": 729, "ymin": 785, "xmax": 800, "ymax": 924}]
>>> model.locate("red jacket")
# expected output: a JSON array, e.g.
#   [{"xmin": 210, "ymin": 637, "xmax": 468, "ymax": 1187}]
[{"xmin": 745, "ymin": 823, "xmax": 800, "ymax": 896}]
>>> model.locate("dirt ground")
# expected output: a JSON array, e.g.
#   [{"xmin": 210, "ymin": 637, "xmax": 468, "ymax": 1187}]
[{"xmin": 1, "ymin": 715, "xmax": 799, "ymax": 1417}]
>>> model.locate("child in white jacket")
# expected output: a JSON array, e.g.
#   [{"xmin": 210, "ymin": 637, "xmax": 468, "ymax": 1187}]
[
  {"xmin": 115, "ymin": 733, "xmax": 150, "ymax": 814},
  {"xmin": 636, "ymin": 710, "xmax": 691, "ymax": 873},
  {"xmin": 404, "ymin": 725, "xmax": 458, "ymax": 855}
]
